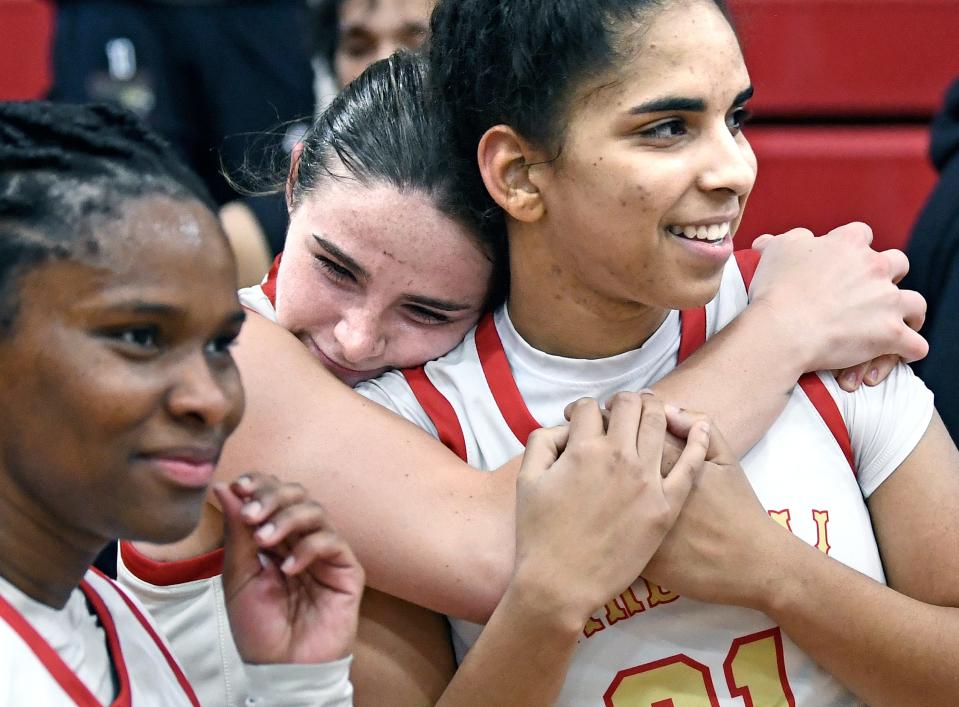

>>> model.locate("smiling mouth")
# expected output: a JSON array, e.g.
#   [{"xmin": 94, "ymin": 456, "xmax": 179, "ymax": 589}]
[{"xmin": 666, "ymin": 222, "xmax": 731, "ymax": 243}]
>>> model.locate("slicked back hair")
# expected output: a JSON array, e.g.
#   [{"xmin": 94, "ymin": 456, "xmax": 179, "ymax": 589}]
[
  {"xmin": 428, "ymin": 0, "xmax": 734, "ymax": 236},
  {"xmin": 288, "ymin": 50, "xmax": 508, "ymax": 308}
]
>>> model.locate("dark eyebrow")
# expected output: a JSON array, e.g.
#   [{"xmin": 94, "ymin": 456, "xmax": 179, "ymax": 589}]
[
  {"xmin": 313, "ymin": 235, "xmax": 369, "ymax": 279},
  {"xmin": 404, "ymin": 295, "xmax": 472, "ymax": 312},
  {"xmin": 98, "ymin": 302, "xmax": 248, "ymax": 328},
  {"xmin": 628, "ymin": 85, "xmax": 754, "ymax": 115},
  {"xmin": 103, "ymin": 301, "xmax": 179, "ymax": 316}
]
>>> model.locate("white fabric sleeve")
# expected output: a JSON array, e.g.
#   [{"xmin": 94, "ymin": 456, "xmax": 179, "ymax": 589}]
[
  {"xmin": 354, "ymin": 370, "xmax": 439, "ymax": 439},
  {"xmin": 116, "ymin": 553, "xmax": 248, "ymax": 706},
  {"xmin": 819, "ymin": 363, "xmax": 935, "ymax": 498},
  {"xmin": 243, "ymin": 656, "xmax": 353, "ymax": 707}
]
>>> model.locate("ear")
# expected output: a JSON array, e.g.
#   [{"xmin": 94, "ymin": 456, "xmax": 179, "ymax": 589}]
[
  {"xmin": 286, "ymin": 141, "xmax": 305, "ymax": 213},
  {"xmin": 477, "ymin": 125, "xmax": 547, "ymax": 223}
]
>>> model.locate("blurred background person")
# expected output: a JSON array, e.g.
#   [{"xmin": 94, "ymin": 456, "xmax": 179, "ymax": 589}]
[{"xmin": 903, "ymin": 76, "xmax": 959, "ymax": 443}]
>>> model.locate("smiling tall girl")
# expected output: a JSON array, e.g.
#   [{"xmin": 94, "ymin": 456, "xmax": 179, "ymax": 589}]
[{"xmin": 348, "ymin": 0, "xmax": 959, "ymax": 703}]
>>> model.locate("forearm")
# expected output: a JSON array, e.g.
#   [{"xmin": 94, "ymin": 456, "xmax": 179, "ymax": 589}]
[
  {"xmin": 226, "ymin": 314, "xmax": 514, "ymax": 622},
  {"xmin": 651, "ymin": 304, "xmax": 806, "ymax": 456},
  {"xmin": 758, "ymin": 531, "xmax": 959, "ymax": 705},
  {"xmin": 438, "ymin": 579, "xmax": 584, "ymax": 707}
]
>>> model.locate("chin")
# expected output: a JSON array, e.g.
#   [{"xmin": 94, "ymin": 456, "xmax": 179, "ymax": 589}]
[
  {"xmin": 123, "ymin": 496, "xmax": 207, "ymax": 545},
  {"xmin": 664, "ymin": 274, "xmax": 725, "ymax": 311}
]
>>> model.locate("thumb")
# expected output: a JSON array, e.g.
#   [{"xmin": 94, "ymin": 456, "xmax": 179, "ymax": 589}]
[
  {"xmin": 662, "ymin": 420, "xmax": 708, "ymax": 513},
  {"xmin": 520, "ymin": 425, "xmax": 569, "ymax": 475},
  {"xmin": 213, "ymin": 483, "xmax": 262, "ymax": 591}
]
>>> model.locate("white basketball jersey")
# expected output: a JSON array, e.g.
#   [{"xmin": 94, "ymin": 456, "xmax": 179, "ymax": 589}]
[
  {"xmin": 0, "ymin": 568, "xmax": 200, "ymax": 706},
  {"xmin": 357, "ymin": 251, "xmax": 934, "ymax": 706}
]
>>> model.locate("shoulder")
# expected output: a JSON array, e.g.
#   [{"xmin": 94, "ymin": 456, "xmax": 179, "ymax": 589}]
[{"xmin": 818, "ymin": 364, "xmax": 934, "ymax": 496}]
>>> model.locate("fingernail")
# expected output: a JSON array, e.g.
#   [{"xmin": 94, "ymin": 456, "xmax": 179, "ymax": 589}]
[
  {"xmin": 664, "ymin": 403, "xmax": 683, "ymax": 414},
  {"xmin": 841, "ymin": 370, "xmax": 858, "ymax": 387},
  {"xmin": 242, "ymin": 500, "xmax": 262, "ymax": 519},
  {"xmin": 638, "ymin": 388, "xmax": 655, "ymax": 396},
  {"xmin": 865, "ymin": 368, "xmax": 879, "ymax": 385},
  {"xmin": 697, "ymin": 421, "xmax": 710, "ymax": 435},
  {"xmin": 281, "ymin": 556, "xmax": 295, "ymax": 573},
  {"xmin": 236, "ymin": 475, "xmax": 252, "ymax": 487},
  {"xmin": 255, "ymin": 522, "xmax": 275, "ymax": 541}
]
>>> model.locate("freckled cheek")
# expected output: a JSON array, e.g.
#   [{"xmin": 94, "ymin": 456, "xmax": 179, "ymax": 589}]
[{"xmin": 386, "ymin": 324, "xmax": 474, "ymax": 369}]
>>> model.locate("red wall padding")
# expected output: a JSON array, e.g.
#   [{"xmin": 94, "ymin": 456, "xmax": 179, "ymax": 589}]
[
  {"xmin": 0, "ymin": 0, "xmax": 54, "ymax": 101},
  {"xmin": 734, "ymin": 0, "xmax": 959, "ymax": 117},
  {"xmin": 737, "ymin": 126, "xmax": 937, "ymax": 251}
]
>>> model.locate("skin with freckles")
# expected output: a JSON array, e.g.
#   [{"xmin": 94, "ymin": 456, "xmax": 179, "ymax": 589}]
[
  {"xmin": 506, "ymin": 0, "xmax": 756, "ymax": 358},
  {"xmin": 334, "ymin": 0, "xmax": 433, "ymax": 86},
  {"xmin": 274, "ymin": 182, "xmax": 492, "ymax": 385}
]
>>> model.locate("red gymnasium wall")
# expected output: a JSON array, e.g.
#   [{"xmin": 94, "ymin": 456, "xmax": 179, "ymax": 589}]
[
  {"xmin": 732, "ymin": 0, "xmax": 959, "ymax": 251},
  {"xmin": 1, "ymin": 0, "xmax": 957, "ymax": 252},
  {"xmin": 0, "ymin": 0, "xmax": 54, "ymax": 100}
]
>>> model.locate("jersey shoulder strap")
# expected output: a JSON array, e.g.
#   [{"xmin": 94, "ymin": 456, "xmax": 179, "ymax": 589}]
[
  {"xmin": 401, "ymin": 365, "xmax": 469, "ymax": 462},
  {"xmin": 735, "ymin": 249, "xmax": 856, "ymax": 473}
]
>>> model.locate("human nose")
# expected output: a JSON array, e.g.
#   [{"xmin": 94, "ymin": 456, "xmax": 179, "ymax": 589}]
[
  {"xmin": 333, "ymin": 310, "xmax": 386, "ymax": 365},
  {"xmin": 696, "ymin": 127, "xmax": 757, "ymax": 197},
  {"xmin": 167, "ymin": 351, "xmax": 243, "ymax": 430}
]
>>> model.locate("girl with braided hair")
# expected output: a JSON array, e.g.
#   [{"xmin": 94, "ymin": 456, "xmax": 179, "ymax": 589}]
[{"xmin": 0, "ymin": 100, "xmax": 365, "ymax": 706}]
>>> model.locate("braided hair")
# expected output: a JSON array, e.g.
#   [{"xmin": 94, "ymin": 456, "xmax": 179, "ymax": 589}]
[{"xmin": 0, "ymin": 101, "xmax": 214, "ymax": 334}]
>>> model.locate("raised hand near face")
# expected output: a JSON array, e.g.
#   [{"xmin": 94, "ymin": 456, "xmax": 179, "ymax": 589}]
[{"xmin": 215, "ymin": 473, "xmax": 365, "ymax": 665}]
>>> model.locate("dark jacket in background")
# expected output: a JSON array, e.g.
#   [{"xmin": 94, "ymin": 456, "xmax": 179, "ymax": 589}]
[{"xmin": 904, "ymin": 77, "xmax": 959, "ymax": 442}]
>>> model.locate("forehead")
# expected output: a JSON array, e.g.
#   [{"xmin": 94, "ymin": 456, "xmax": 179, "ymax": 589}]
[
  {"xmin": 584, "ymin": 1, "xmax": 747, "ymax": 110},
  {"xmin": 97, "ymin": 195, "xmax": 232, "ymax": 281},
  {"xmin": 339, "ymin": 0, "xmax": 432, "ymax": 26},
  {"xmin": 294, "ymin": 181, "xmax": 478, "ymax": 264},
  {"xmin": 56, "ymin": 196, "xmax": 239, "ymax": 314}
]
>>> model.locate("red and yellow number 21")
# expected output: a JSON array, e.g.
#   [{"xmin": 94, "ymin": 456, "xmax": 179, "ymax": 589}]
[{"xmin": 603, "ymin": 627, "xmax": 796, "ymax": 706}]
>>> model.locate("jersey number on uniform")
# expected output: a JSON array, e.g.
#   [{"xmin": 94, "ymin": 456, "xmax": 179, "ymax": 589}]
[{"xmin": 603, "ymin": 627, "xmax": 795, "ymax": 706}]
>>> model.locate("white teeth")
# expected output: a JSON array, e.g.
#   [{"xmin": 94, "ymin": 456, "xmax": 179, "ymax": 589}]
[{"xmin": 667, "ymin": 222, "xmax": 730, "ymax": 242}]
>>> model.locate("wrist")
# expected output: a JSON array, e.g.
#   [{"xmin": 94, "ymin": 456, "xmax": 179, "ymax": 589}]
[
  {"xmin": 744, "ymin": 524, "xmax": 811, "ymax": 616},
  {"xmin": 738, "ymin": 300, "xmax": 811, "ymax": 379},
  {"xmin": 504, "ymin": 565, "xmax": 594, "ymax": 638}
]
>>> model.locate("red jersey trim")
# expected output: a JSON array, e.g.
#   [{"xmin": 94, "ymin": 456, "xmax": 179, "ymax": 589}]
[
  {"xmin": 678, "ymin": 307, "xmax": 707, "ymax": 364},
  {"xmin": 119, "ymin": 541, "xmax": 224, "ymax": 586},
  {"xmin": 0, "ymin": 592, "xmax": 103, "ymax": 706},
  {"xmin": 475, "ymin": 313, "xmax": 542, "ymax": 447},
  {"xmin": 402, "ymin": 366, "xmax": 469, "ymax": 462},
  {"xmin": 91, "ymin": 569, "xmax": 201, "ymax": 706},
  {"xmin": 479, "ymin": 310, "xmax": 703, "ymax": 446},
  {"xmin": 734, "ymin": 249, "xmax": 856, "ymax": 475},
  {"xmin": 260, "ymin": 253, "xmax": 282, "ymax": 306},
  {"xmin": 79, "ymin": 578, "xmax": 134, "ymax": 707}
]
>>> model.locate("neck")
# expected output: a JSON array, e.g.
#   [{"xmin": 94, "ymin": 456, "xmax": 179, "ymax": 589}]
[
  {"xmin": 506, "ymin": 224, "xmax": 669, "ymax": 359},
  {"xmin": 0, "ymin": 477, "xmax": 102, "ymax": 609}
]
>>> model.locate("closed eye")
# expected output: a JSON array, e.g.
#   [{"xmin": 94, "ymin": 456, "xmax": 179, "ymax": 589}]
[
  {"xmin": 404, "ymin": 304, "xmax": 452, "ymax": 325},
  {"xmin": 316, "ymin": 255, "xmax": 357, "ymax": 284}
]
